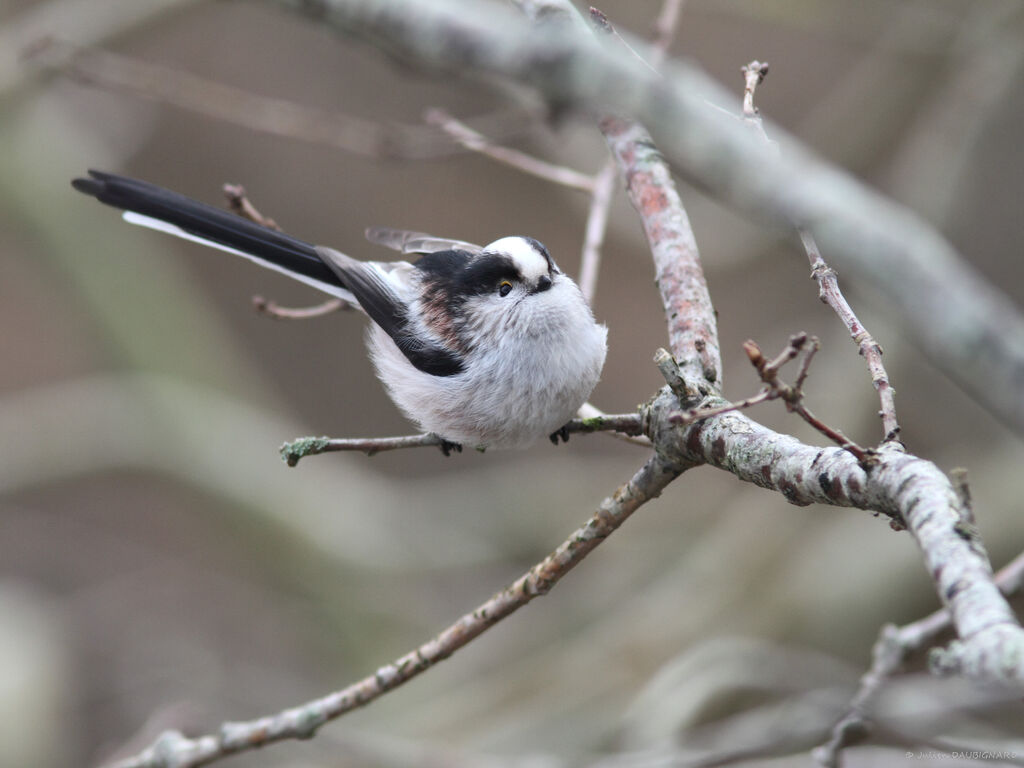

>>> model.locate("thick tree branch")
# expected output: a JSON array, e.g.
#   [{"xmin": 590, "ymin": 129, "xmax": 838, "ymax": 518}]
[
  {"xmin": 281, "ymin": 0, "xmax": 1024, "ymax": 437},
  {"xmin": 587, "ymin": 7, "xmax": 719, "ymax": 390},
  {"xmin": 591, "ymin": 1, "xmax": 1024, "ymax": 687},
  {"xmin": 601, "ymin": 116, "xmax": 721, "ymax": 391},
  {"xmin": 642, "ymin": 385, "xmax": 1024, "ymax": 683},
  {"xmin": 106, "ymin": 453, "xmax": 685, "ymax": 768}
]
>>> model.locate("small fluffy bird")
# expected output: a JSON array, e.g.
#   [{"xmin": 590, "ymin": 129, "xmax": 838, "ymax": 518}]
[{"xmin": 72, "ymin": 171, "xmax": 608, "ymax": 449}]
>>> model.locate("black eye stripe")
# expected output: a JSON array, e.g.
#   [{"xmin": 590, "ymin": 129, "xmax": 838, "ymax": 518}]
[{"xmin": 459, "ymin": 254, "xmax": 520, "ymax": 295}]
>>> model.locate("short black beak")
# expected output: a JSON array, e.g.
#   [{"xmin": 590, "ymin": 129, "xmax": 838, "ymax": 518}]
[{"xmin": 535, "ymin": 275, "xmax": 553, "ymax": 293}]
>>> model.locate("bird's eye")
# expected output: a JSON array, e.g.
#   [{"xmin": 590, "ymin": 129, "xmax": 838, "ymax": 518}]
[{"xmin": 498, "ymin": 281, "xmax": 513, "ymax": 297}]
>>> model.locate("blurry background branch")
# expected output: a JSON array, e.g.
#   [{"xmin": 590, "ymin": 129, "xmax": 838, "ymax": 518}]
[
  {"xmin": 0, "ymin": 0, "xmax": 203, "ymax": 97},
  {"xmin": 27, "ymin": 39, "xmax": 539, "ymax": 159}
]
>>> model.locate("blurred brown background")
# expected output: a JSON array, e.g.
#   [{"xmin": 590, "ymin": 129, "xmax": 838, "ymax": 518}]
[{"xmin": 3, "ymin": 1, "xmax": 1024, "ymax": 765}]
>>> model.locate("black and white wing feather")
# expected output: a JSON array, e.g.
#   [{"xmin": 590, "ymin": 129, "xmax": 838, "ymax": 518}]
[
  {"xmin": 365, "ymin": 227, "xmax": 483, "ymax": 257},
  {"xmin": 315, "ymin": 246, "xmax": 464, "ymax": 376}
]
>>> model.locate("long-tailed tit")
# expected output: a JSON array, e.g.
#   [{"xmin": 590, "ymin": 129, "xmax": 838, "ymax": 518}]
[{"xmin": 71, "ymin": 171, "xmax": 607, "ymax": 449}]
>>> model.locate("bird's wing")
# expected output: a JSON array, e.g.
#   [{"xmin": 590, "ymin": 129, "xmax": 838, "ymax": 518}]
[
  {"xmin": 365, "ymin": 227, "xmax": 484, "ymax": 256},
  {"xmin": 315, "ymin": 246, "xmax": 464, "ymax": 377}
]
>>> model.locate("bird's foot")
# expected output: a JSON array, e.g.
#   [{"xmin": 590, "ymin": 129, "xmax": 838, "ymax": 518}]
[
  {"xmin": 437, "ymin": 438, "xmax": 463, "ymax": 457},
  {"xmin": 549, "ymin": 425, "xmax": 571, "ymax": 445}
]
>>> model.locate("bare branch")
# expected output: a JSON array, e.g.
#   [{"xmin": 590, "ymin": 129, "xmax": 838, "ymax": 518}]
[
  {"xmin": 645, "ymin": 382, "xmax": 1024, "ymax": 683},
  {"xmin": 577, "ymin": 158, "xmax": 616, "ymax": 304},
  {"xmin": 221, "ymin": 183, "xmax": 282, "ymax": 231},
  {"xmin": 577, "ymin": 402, "xmax": 652, "ymax": 447},
  {"xmin": 251, "ymin": 295, "xmax": 349, "ymax": 320},
  {"xmin": 52, "ymin": 43, "xmax": 421, "ymax": 157},
  {"xmin": 740, "ymin": 60, "xmax": 901, "ymax": 444},
  {"xmin": 106, "ymin": 453, "xmax": 686, "ymax": 768},
  {"xmin": 662, "ymin": 335, "xmax": 871, "ymax": 463},
  {"xmin": 745, "ymin": 335, "xmax": 871, "ymax": 464},
  {"xmin": 648, "ymin": 0, "xmax": 686, "ymax": 69},
  {"xmin": 281, "ymin": 433, "xmax": 454, "ymax": 465},
  {"xmin": 219, "ymin": 182, "xmax": 358, "ymax": 316},
  {"xmin": 740, "ymin": 60, "xmax": 770, "ymax": 127},
  {"xmin": 803, "ymin": 232, "xmax": 901, "ymax": 442},
  {"xmin": 580, "ymin": 0, "xmax": 686, "ymax": 306},
  {"xmin": 279, "ymin": 412, "xmax": 645, "ymax": 465},
  {"xmin": 578, "ymin": 1, "xmax": 684, "ymax": 305},
  {"xmin": 602, "ymin": 116, "xmax": 721, "ymax": 391},
  {"xmin": 424, "ymin": 107, "xmax": 595, "ymax": 191},
  {"xmin": 669, "ymin": 388, "xmax": 773, "ymax": 426},
  {"xmin": 585, "ymin": 3, "xmax": 717, "ymax": 392}
]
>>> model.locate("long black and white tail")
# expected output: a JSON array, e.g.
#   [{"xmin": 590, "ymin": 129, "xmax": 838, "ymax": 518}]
[{"xmin": 71, "ymin": 170, "xmax": 352, "ymax": 300}]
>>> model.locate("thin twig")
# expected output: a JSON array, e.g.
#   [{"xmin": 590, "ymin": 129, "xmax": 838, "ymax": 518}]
[
  {"xmin": 577, "ymin": 402, "xmax": 652, "ymax": 447},
  {"xmin": 648, "ymin": 0, "xmax": 685, "ymax": 69},
  {"xmin": 740, "ymin": 60, "xmax": 901, "ymax": 444},
  {"xmin": 740, "ymin": 60, "xmax": 771, "ymax": 133},
  {"xmin": 222, "ymin": 183, "xmax": 282, "ymax": 231},
  {"xmin": 578, "ymin": 158, "xmax": 616, "ymax": 304},
  {"xmin": 668, "ymin": 389, "xmax": 773, "ymax": 426},
  {"xmin": 252, "ymin": 295, "xmax": 350, "ymax": 320},
  {"xmin": 588, "ymin": 8, "xmax": 658, "ymax": 74},
  {"xmin": 801, "ymin": 229, "xmax": 901, "ymax": 442},
  {"xmin": 744, "ymin": 335, "xmax": 871, "ymax": 463},
  {"xmin": 813, "ymin": 549, "xmax": 1024, "ymax": 767},
  {"xmin": 661, "ymin": 334, "xmax": 869, "ymax": 463},
  {"xmin": 280, "ymin": 412, "xmax": 646, "ymax": 465},
  {"xmin": 107, "ymin": 454, "xmax": 685, "ymax": 768},
  {"xmin": 424, "ymin": 107, "xmax": 595, "ymax": 192},
  {"xmin": 219, "ymin": 183, "xmax": 356, "ymax": 316},
  {"xmin": 280, "ymin": 433, "xmax": 453, "ymax": 465},
  {"xmin": 1, "ymin": 0, "xmax": 200, "ymax": 96}
]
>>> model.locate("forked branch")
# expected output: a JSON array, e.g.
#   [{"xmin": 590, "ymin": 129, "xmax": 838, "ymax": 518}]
[{"xmin": 740, "ymin": 59, "xmax": 901, "ymax": 444}]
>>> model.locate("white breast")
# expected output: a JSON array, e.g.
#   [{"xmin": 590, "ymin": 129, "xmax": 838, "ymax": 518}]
[{"xmin": 366, "ymin": 279, "xmax": 607, "ymax": 449}]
